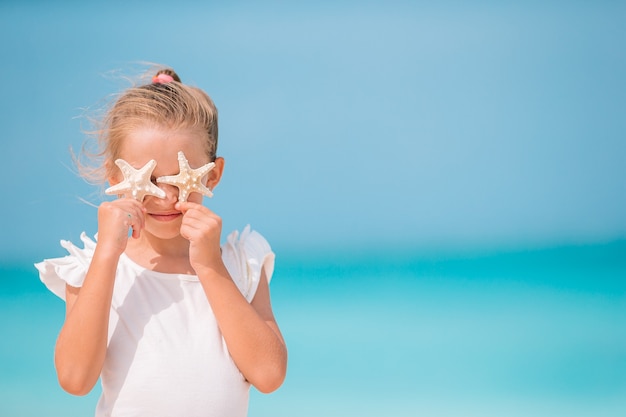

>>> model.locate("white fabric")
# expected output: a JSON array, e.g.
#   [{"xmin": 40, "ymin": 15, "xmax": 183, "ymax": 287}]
[{"xmin": 35, "ymin": 225, "xmax": 275, "ymax": 417}]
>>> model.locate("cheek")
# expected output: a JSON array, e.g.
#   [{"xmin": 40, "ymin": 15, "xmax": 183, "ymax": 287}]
[{"xmin": 187, "ymin": 193, "xmax": 205, "ymax": 205}]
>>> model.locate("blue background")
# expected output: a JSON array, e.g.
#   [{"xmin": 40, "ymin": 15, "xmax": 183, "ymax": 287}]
[{"xmin": 1, "ymin": 1, "xmax": 625, "ymax": 416}]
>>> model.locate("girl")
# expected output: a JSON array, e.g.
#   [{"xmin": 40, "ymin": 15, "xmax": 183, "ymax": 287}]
[{"xmin": 35, "ymin": 67, "xmax": 287, "ymax": 416}]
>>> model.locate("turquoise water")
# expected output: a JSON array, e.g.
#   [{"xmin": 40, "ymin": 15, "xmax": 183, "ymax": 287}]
[{"xmin": 1, "ymin": 241, "xmax": 625, "ymax": 417}]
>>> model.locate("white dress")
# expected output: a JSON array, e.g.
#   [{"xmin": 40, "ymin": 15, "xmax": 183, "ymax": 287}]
[{"xmin": 35, "ymin": 226, "xmax": 275, "ymax": 417}]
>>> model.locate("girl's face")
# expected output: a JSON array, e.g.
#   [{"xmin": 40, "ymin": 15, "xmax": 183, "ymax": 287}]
[{"xmin": 110, "ymin": 125, "xmax": 223, "ymax": 241}]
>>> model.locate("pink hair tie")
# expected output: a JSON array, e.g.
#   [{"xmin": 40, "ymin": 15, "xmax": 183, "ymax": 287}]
[{"xmin": 152, "ymin": 73, "xmax": 175, "ymax": 84}]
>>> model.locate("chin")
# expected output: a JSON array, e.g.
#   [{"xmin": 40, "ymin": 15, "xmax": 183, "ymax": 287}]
[{"xmin": 144, "ymin": 223, "xmax": 183, "ymax": 241}]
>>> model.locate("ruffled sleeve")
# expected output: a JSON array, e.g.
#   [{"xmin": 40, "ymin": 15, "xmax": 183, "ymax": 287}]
[
  {"xmin": 221, "ymin": 225, "xmax": 275, "ymax": 302},
  {"xmin": 34, "ymin": 232, "xmax": 97, "ymax": 301}
]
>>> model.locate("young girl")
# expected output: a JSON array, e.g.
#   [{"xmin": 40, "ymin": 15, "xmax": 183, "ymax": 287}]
[{"xmin": 35, "ymin": 67, "xmax": 287, "ymax": 416}]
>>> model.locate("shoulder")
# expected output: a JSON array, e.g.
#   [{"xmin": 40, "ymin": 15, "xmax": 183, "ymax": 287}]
[
  {"xmin": 34, "ymin": 232, "xmax": 97, "ymax": 300},
  {"xmin": 221, "ymin": 225, "xmax": 275, "ymax": 302}
]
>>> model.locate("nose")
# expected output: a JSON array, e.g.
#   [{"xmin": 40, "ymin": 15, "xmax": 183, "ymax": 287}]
[{"xmin": 157, "ymin": 183, "xmax": 180, "ymax": 204}]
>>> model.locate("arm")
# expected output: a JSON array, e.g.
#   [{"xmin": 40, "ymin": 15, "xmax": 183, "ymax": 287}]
[
  {"xmin": 198, "ymin": 264, "xmax": 287, "ymax": 393},
  {"xmin": 178, "ymin": 202, "xmax": 288, "ymax": 393},
  {"xmin": 55, "ymin": 199, "xmax": 145, "ymax": 395},
  {"xmin": 57, "ymin": 251, "xmax": 118, "ymax": 395}
]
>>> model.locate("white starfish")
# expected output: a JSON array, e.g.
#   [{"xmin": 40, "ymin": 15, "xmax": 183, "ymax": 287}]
[
  {"xmin": 156, "ymin": 151, "xmax": 215, "ymax": 202},
  {"xmin": 104, "ymin": 159, "xmax": 166, "ymax": 201}
]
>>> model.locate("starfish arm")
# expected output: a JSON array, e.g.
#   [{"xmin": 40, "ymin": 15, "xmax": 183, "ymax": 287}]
[
  {"xmin": 154, "ymin": 173, "xmax": 186, "ymax": 198},
  {"xmin": 144, "ymin": 184, "xmax": 167, "ymax": 200},
  {"xmin": 193, "ymin": 162, "xmax": 215, "ymax": 179},
  {"xmin": 154, "ymin": 174, "xmax": 182, "ymax": 186},
  {"xmin": 104, "ymin": 159, "xmax": 166, "ymax": 201},
  {"xmin": 155, "ymin": 152, "xmax": 215, "ymax": 202},
  {"xmin": 190, "ymin": 161, "xmax": 216, "ymax": 198},
  {"xmin": 104, "ymin": 182, "xmax": 132, "ymax": 195},
  {"xmin": 190, "ymin": 180, "xmax": 214, "ymax": 198}
]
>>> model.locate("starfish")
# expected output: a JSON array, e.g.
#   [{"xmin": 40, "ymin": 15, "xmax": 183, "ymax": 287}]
[
  {"xmin": 156, "ymin": 151, "xmax": 215, "ymax": 202},
  {"xmin": 104, "ymin": 159, "xmax": 166, "ymax": 201}
]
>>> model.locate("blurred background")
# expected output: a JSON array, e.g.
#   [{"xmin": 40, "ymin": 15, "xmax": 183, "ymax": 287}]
[{"xmin": 1, "ymin": 1, "xmax": 625, "ymax": 416}]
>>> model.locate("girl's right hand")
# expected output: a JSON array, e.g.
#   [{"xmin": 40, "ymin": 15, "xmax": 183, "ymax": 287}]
[{"xmin": 96, "ymin": 199, "xmax": 146, "ymax": 256}]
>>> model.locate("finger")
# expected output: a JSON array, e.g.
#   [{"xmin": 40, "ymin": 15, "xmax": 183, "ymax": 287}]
[
  {"xmin": 115, "ymin": 200, "xmax": 143, "ymax": 218},
  {"xmin": 126, "ymin": 206, "xmax": 145, "ymax": 239},
  {"xmin": 123, "ymin": 212, "xmax": 136, "ymax": 238},
  {"xmin": 176, "ymin": 201, "xmax": 212, "ymax": 215},
  {"xmin": 181, "ymin": 215, "xmax": 221, "ymax": 237},
  {"xmin": 175, "ymin": 202, "xmax": 188, "ymax": 213},
  {"xmin": 130, "ymin": 216, "xmax": 140, "ymax": 239}
]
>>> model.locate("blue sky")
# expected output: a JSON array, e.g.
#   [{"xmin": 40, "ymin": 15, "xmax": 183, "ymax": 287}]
[{"xmin": 1, "ymin": 1, "xmax": 625, "ymax": 260}]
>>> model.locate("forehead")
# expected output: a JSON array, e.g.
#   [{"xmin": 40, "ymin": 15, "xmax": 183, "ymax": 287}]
[{"xmin": 119, "ymin": 125, "xmax": 209, "ymax": 172}]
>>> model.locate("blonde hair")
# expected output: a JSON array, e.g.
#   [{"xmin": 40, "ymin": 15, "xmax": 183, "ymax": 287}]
[{"xmin": 77, "ymin": 67, "xmax": 218, "ymax": 184}]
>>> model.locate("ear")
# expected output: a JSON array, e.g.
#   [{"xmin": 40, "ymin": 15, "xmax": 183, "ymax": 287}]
[
  {"xmin": 105, "ymin": 159, "xmax": 121, "ymax": 186},
  {"xmin": 205, "ymin": 157, "xmax": 225, "ymax": 190}
]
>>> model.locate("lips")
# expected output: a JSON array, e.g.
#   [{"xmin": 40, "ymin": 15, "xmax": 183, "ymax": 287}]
[{"xmin": 149, "ymin": 212, "xmax": 182, "ymax": 222}]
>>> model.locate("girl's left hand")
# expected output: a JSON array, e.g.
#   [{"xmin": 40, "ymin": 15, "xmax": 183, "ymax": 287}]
[{"xmin": 176, "ymin": 201, "xmax": 223, "ymax": 274}]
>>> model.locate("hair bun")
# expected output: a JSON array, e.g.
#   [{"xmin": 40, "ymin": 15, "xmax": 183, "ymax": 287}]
[{"xmin": 154, "ymin": 68, "xmax": 181, "ymax": 83}]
